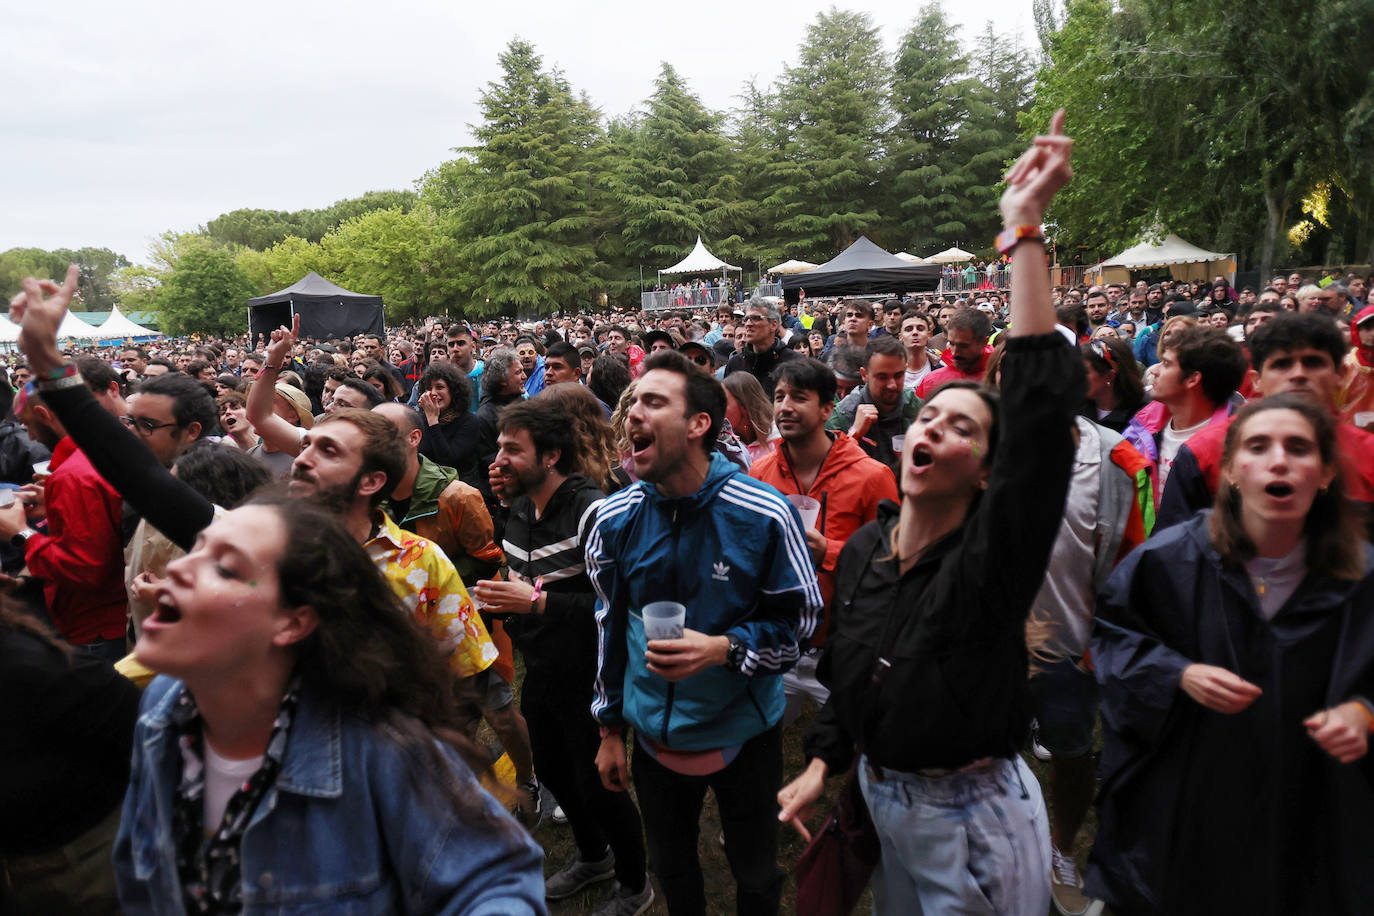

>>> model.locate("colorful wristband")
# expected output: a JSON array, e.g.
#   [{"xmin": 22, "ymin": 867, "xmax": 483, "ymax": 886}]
[
  {"xmin": 35, "ymin": 373, "xmax": 85, "ymax": 392},
  {"xmin": 530, "ymin": 576, "xmax": 544, "ymax": 614},
  {"xmin": 39, "ymin": 363, "xmax": 78, "ymax": 381}
]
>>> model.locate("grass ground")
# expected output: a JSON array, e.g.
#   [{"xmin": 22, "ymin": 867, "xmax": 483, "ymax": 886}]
[{"xmin": 498, "ymin": 662, "xmax": 1095, "ymax": 916}]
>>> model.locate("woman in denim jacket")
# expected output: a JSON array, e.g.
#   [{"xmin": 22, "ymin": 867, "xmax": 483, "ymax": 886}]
[{"xmin": 110, "ymin": 496, "xmax": 546, "ymax": 915}]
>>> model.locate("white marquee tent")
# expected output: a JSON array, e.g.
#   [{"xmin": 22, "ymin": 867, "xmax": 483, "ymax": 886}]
[
  {"xmin": 894, "ymin": 252, "xmax": 926, "ymax": 263},
  {"xmin": 767, "ymin": 258, "xmax": 819, "ymax": 275},
  {"xmin": 658, "ymin": 236, "xmax": 741, "ymax": 282},
  {"xmin": 57, "ymin": 311, "xmax": 101, "ymax": 340},
  {"xmin": 1089, "ymin": 233, "xmax": 1236, "ymax": 284},
  {"xmin": 0, "ymin": 317, "xmax": 20, "ymax": 344},
  {"xmin": 95, "ymin": 305, "xmax": 158, "ymax": 340},
  {"xmin": 925, "ymin": 246, "xmax": 977, "ymax": 264}
]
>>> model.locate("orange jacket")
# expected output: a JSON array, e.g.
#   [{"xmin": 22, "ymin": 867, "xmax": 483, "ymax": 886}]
[{"xmin": 750, "ymin": 432, "xmax": 898, "ymax": 644}]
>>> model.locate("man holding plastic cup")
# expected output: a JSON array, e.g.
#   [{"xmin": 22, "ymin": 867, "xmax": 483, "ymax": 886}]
[{"xmin": 588, "ymin": 350, "xmax": 823, "ymax": 915}]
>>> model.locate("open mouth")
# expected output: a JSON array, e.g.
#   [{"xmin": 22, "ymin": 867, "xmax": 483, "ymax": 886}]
[
  {"xmin": 629, "ymin": 433, "xmax": 654, "ymax": 458},
  {"xmin": 1264, "ymin": 482, "xmax": 1295, "ymax": 498},
  {"xmin": 911, "ymin": 448, "xmax": 934, "ymax": 469},
  {"xmin": 149, "ymin": 592, "xmax": 182, "ymax": 626}
]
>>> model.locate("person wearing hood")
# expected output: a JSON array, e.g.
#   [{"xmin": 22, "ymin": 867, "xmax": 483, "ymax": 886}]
[
  {"xmin": 826, "ymin": 335, "xmax": 922, "ymax": 478},
  {"xmin": 1337, "ymin": 304, "xmax": 1374, "ymax": 430},
  {"xmin": 914, "ymin": 307, "xmax": 994, "ymax": 397},
  {"xmin": 750, "ymin": 356, "xmax": 897, "ymax": 724}
]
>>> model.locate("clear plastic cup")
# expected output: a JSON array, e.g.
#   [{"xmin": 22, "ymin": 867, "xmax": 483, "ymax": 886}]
[
  {"xmin": 642, "ymin": 601, "xmax": 686, "ymax": 640},
  {"xmin": 785, "ymin": 494, "xmax": 821, "ymax": 530},
  {"xmin": 891, "ymin": 434, "xmax": 905, "ymax": 456}
]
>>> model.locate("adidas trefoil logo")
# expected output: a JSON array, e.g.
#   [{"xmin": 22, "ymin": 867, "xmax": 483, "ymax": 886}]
[{"xmin": 712, "ymin": 562, "xmax": 731, "ymax": 582}]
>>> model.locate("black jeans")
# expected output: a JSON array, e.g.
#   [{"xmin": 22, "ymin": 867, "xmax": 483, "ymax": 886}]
[
  {"xmin": 632, "ymin": 725, "xmax": 784, "ymax": 916},
  {"xmin": 523, "ymin": 670, "xmax": 647, "ymax": 891}
]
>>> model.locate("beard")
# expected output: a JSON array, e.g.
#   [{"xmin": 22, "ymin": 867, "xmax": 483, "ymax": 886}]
[
  {"xmin": 499, "ymin": 462, "xmax": 548, "ymax": 500},
  {"xmin": 290, "ymin": 467, "xmax": 365, "ymax": 515}
]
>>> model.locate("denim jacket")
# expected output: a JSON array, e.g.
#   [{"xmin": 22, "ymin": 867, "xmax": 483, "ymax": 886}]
[{"xmin": 114, "ymin": 676, "xmax": 546, "ymax": 915}]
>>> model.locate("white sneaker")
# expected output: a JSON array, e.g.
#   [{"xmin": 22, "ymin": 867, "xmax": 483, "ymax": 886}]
[
  {"xmin": 1031, "ymin": 719, "xmax": 1053, "ymax": 761},
  {"xmin": 1050, "ymin": 846, "xmax": 1093, "ymax": 916}
]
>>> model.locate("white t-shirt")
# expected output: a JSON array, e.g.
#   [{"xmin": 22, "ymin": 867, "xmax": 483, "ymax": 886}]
[
  {"xmin": 1246, "ymin": 542, "xmax": 1306, "ymax": 620},
  {"xmin": 203, "ymin": 744, "xmax": 265, "ymax": 835},
  {"xmin": 1157, "ymin": 415, "xmax": 1211, "ymax": 493},
  {"xmin": 903, "ymin": 363, "xmax": 934, "ymax": 390}
]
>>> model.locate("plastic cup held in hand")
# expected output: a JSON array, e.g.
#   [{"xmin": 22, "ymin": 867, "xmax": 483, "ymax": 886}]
[
  {"xmin": 891, "ymin": 435, "xmax": 905, "ymax": 456},
  {"xmin": 642, "ymin": 601, "xmax": 686, "ymax": 640},
  {"xmin": 785, "ymin": 494, "xmax": 821, "ymax": 530}
]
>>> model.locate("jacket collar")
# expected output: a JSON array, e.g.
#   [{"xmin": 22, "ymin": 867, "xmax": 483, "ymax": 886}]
[
  {"xmin": 404, "ymin": 455, "xmax": 457, "ymax": 518},
  {"xmin": 139, "ymin": 677, "xmax": 344, "ymax": 799}
]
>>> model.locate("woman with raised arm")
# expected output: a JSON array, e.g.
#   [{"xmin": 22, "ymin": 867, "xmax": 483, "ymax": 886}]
[
  {"xmin": 8, "ymin": 271, "xmax": 546, "ymax": 916},
  {"xmin": 777, "ymin": 111, "xmax": 1080, "ymax": 915},
  {"xmin": 1088, "ymin": 395, "xmax": 1374, "ymax": 915}
]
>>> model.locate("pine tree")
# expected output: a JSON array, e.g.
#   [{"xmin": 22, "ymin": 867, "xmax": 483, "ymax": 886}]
[
  {"xmin": 886, "ymin": 4, "xmax": 979, "ymax": 255},
  {"xmin": 768, "ymin": 9, "xmax": 890, "ymax": 259},
  {"xmin": 951, "ymin": 24, "xmax": 1035, "ymax": 250},
  {"xmin": 608, "ymin": 64, "xmax": 733, "ymax": 267},
  {"xmin": 456, "ymin": 40, "xmax": 602, "ymax": 316}
]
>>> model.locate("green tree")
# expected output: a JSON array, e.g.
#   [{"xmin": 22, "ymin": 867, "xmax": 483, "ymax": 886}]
[
  {"xmin": 1028, "ymin": 0, "xmax": 1374, "ymax": 277},
  {"xmin": 952, "ymin": 25, "xmax": 1036, "ymax": 250},
  {"xmin": 455, "ymin": 40, "xmax": 602, "ymax": 316},
  {"xmin": 1, "ymin": 246, "xmax": 130, "ymax": 310},
  {"xmin": 767, "ymin": 9, "xmax": 889, "ymax": 259},
  {"xmin": 155, "ymin": 247, "xmax": 258, "ymax": 336},
  {"xmin": 886, "ymin": 5, "xmax": 978, "ymax": 255},
  {"xmin": 608, "ymin": 64, "xmax": 737, "ymax": 268},
  {"xmin": 204, "ymin": 191, "xmax": 418, "ymax": 250}
]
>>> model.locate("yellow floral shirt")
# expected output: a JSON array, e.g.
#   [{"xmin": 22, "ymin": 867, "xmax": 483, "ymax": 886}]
[{"xmin": 366, "ymin": 511, "xmax": 496, "ymax": 678}]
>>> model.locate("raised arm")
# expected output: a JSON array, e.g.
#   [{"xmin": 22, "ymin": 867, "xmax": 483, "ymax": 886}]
[
  {"xmin": 247, "ymin": 313, "xmax": 307, "ymax": 456},
  {"xmin": 1002, "ymin": 109, "xmax": 1072, "ymax": 339},
  {"xmin": 8, "ymin": 266, "xmax": 213, "ymax": 550}
]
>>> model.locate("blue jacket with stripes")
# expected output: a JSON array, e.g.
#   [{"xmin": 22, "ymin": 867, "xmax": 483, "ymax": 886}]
[{"xmin": 587, "ymin": 453, "xmax": 822, "ymax": 750}]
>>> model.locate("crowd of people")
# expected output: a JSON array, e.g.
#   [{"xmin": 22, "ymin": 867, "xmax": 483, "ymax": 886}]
[{"xmin": 3, "ymin": 112, "xmax": 1374, "ymax": 916}]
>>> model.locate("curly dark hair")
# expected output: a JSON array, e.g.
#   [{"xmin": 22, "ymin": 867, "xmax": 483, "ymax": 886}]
[
  {"xmin": 246, "ymin": 493, "xmax": 511, "ymax": 825},
  {"xmin": 418, "ymin": 361, "xmax": 472, "ymax": 424}
]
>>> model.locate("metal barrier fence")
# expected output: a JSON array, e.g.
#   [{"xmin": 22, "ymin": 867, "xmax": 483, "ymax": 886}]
[{"xmin": 641, "ymin": 285, "xmax": 734, "ymax": 311}]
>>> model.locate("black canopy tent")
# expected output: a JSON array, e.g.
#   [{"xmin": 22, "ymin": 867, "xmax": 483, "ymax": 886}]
[
  {"xmin": 780, "ymin": 236, "xmax": 941, "ymax": 299},
  {"xmin": 247, "ymin": 272, "xmax": 385, "ymax": 343}
]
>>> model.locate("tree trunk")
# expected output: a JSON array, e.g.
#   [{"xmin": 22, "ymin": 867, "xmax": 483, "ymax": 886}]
[{"xmin": 1261, "ymin": 184, "xmax": 1283, "ymax": 283}]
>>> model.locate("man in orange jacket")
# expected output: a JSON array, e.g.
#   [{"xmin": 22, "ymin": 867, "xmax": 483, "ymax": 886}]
[{"xmin": 750, "ymin": 357, "xmax": 897, "ymax": 724}]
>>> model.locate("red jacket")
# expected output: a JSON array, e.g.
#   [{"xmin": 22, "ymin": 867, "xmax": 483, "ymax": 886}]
[
  {"xmin": 915, "ymin": 345, "xmax": 993, "ymax": 397},
  {"xmin": 750, "ymin": 432, "xmax": 898, "ymax": 644},
  {"xmin": 26, "ymin": 437, "xmax": 127, "ymax": 644}
]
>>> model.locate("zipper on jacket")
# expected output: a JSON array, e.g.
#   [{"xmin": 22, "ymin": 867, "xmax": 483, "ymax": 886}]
[{"xmin": 661, "ymin": 505, "xmax": 683, "ymax": 745}]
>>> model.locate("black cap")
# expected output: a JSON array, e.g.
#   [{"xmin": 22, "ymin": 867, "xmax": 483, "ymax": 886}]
[
  {"xmin": 642, "ymin": 329, "xmax": 675, "ymax": 350},
  {"xmin": 680, "ymin": 340, "xmax": 715, "ymax": 365}
]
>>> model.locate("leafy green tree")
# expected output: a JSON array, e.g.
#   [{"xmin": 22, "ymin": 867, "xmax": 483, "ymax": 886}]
[
  {"xmin": 455, "ymin": 40, "xmax": 602, "ymax": 316},
  {"xmin": 608, "ymin": 64, "xmax": 736, "ymax": 267},
  {"xmin": 155, "ymin": 246, "xmax": 258, "ymax": 336},
  {"xmin": 1, "ymin": 246, "xmax": 130, "ymax": 310},
  {"xmin": 204, "ymin": 191, "xmax": 418, "ymax": 250},
  {"xmin": 886, "ymin": 5, "xmax": 978, "ymax": 254},
  {"xmin": 766, "ymin": 9, "xmax": 889, "ymax": 259},
  {"xmin": 1028, "ymin": 0, "xmax": 1374, "ymax": 277},
  {"xmin": 952, "ymin": 25, "xmax": 1036, "ymax": 250}
]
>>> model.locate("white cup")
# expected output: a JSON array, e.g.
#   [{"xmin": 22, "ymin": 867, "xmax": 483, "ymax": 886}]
[
  {"xmin": 785, "ymin": 494, "xmax": 821, "ymax": 531},
  {"xmin": 642, "ymin": 601, "xmax": 686, "ymax": 640},
  {"xmin": 891, "ymin": 435, "xmax": 905, "ymax": 455},
  {"xmin": 0, "ymin": 489, "xmax": 14, "ymax": 508},
  {"xmin": 32, "ymin": 460, "xmax": 49, "ymax": 478}
]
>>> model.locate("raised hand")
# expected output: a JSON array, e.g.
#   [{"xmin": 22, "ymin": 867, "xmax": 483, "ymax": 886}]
[
  {"xmin": 265, "ymin": 314, "xmax": 300, "ymax": 367},
  {"xmin": 9, "ymin": 264, "xmax": 79, "ymax": 375},
  {"xmin": 1000, "ymin": 109, "xmax": 1073, "ymax": 229}
]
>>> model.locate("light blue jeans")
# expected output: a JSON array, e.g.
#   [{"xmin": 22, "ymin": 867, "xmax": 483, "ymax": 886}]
[{"xmin": 859, "ymin": 755, "xmax": 1051, "ymax": 916}]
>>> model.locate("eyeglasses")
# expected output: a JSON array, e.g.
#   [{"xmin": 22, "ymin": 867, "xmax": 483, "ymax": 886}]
[
  {"xmin": 1090, "ymin": 339, "xmax": 1117, "ymax": 370},
  {"xmin": 742, "ymin": 314, "xmax": 769, "ymax": 323},
  {"xmin": 120, "ymin": 415, "xmax": 180, "ymax": 436}
]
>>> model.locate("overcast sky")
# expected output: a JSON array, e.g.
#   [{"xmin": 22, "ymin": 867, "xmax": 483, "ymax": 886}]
[{"xmin": 3, "ymin": 0, "xmax": 1037, "ymax": 265}]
